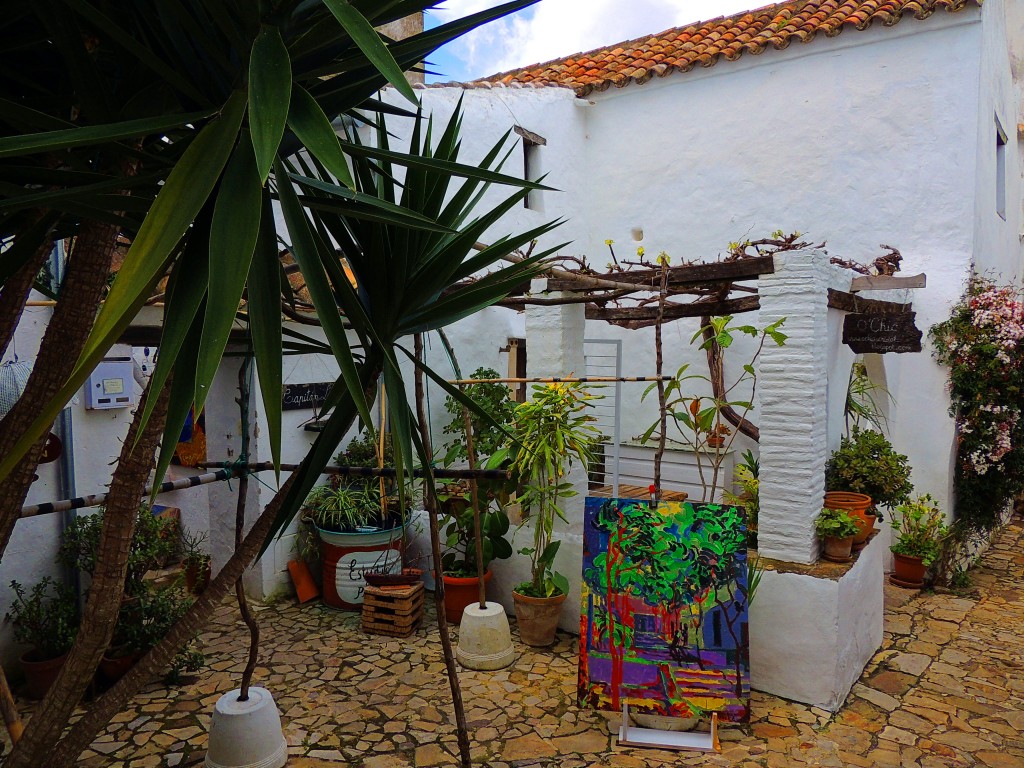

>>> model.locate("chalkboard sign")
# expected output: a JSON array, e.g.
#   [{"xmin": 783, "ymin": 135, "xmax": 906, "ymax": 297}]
[
  {"xmin": 842, "ymin": 312, "xmax": 922, "ymax": 354},
  {"xmin": 283, "ymin": 382, "xmax": 333, "ymax": 411}
]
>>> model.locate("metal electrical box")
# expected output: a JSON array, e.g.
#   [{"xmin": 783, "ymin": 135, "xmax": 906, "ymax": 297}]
[{"xmin": 85, "ymin": 357, "xmax": 135, "ymax": 409}]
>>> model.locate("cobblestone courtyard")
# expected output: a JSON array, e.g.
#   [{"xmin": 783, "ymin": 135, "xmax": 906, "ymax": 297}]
[{"xmin": 5, "ymin": 517, "xmax": 1024, "ymax": 768}]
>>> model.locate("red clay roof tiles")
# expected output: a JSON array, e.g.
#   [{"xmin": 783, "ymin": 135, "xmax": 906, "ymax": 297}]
[{"xmin": 478, "ymin": 0, "xmax": 980, "ymax": 96}]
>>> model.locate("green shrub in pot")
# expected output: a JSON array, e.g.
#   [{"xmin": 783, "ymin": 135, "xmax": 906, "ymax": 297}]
[{"xmin": 825, "ymin": 428, "xmax": 913, "ymax": 514}]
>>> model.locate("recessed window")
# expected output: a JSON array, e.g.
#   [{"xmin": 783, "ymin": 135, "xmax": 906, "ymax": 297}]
[
  {"xmin": 996, "ymin": 119, "xmax": 1007, "ymax": 221},
  {"xmin": 515, "ymin": 125, "xmax": 546, "ymax": 211}
]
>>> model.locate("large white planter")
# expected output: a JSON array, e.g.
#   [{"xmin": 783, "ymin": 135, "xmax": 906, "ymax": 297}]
[
  {"xmin": 205, "ymin": 687, "xmax": 286, "ymax": 768},
  {"xmin": 317, "ymin": 522, "xmax": 405, "ymax": 609}
]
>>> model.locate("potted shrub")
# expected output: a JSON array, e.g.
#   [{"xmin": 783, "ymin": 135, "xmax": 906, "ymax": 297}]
[
  {"xmin": 6, "ymin": 578, "xmax": 79, "ymax": 699},
  {"xmin": 509, "ymin": 382, "xmax": 600, "ymax": 647},
  {"xmin": 814, "ymin": 507, "xmax": 860, "ymax": 562},
  {"xmin": 436, "ymin": 373, "xmax": 517, "ymax": 622},
  {"xmin": 825, "ymin": 427, "xmax": 914, "ymax": 542},
  {"xmin": 436, "ymin": 481, "xmax": 513, "ymax": 623},
  {"xmin": 180, "ymin": 527, "xmax": 212, "ymax": 595},
  {"xmin": 304, "ymin": 433, "xmax": 408, "ymax": 609},
  {"xmin": 890, "ymin": 494, "xmax": 946, "ymax": 588},
  {"xmin": 101, "ymin": 586, "xmax": 203, "ymax": 683}
]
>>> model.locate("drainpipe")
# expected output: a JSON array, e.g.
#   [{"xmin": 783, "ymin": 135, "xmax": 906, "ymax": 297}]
[{"xmin": 50, "ymin": 240, "xmax": 80, "ymax": 601}]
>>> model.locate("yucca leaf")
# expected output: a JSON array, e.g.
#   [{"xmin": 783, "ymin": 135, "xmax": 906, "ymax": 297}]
[
  {"xmin": 321, "ymin": 0, "xmax": 418, "ymax": 105},
  {"xmin": 287, "ymin": 84, "xmax": 355, "ymax": 190},
  {"xmin": 249, "ymin": 25, "xmax": 292, "ymax": 184},
  {"xmin": 0, "ymin": 91, "xmax": 245, "ymax": 483},
  {"xmin": 195, "ymin": 137, "xmax": 262, "ymax": 416},
  {"xmin": 247, "ymin": 190, "xmax": 284, "ymax": 476},
  {"xmin": 0, "ymin": 110, "xmax": 213, "ymax": 159},
  {"xmin": 275, "ymin": 155, "xmax": 375, "ymax": 436}
]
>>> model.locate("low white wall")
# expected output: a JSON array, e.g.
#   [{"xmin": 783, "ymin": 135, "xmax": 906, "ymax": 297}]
[{"xmin": 750, "ymin": 533, "xmax": 885, "ymax": 710}]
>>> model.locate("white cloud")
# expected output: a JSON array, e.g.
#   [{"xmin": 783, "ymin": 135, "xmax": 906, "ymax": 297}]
[{"xmin": 428, "ymin": 0, "xmax": 759, "ymax": 80}]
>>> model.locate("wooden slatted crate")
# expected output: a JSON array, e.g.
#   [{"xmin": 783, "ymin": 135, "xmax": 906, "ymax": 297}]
[{"xmin": 361, "ymin": 582, "xmax": 425, "ymax": 638}]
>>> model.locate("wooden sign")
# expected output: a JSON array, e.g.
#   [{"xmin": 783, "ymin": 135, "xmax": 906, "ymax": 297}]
[
  {"xmin": 283, "ymin": 382, "xmax": 333, "ymax": 411},
  {"xmin": 843, "ymin": 312, "xmax": 922, "ymax": 354}
]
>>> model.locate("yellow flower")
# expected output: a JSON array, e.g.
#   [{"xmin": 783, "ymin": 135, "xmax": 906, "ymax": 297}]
[
  {"xmin": 636, "ymin": 246, "xmax": 645, "ymax": 257},
  {"xmin": 604, "ymin": 239, "xmax": 614, "ymax": 246}
]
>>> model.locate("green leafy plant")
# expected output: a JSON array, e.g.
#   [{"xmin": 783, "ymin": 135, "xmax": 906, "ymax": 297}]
[
  {"xmin": 179, "ymin": 527, "xmax": 210, "ymax": 573},
  {"xmin": 890, "ymin": 494, "xmax": 946, "ymax": 566},
  {"xmin": 511, "ymin": 382, "xmax": 601, "ymax": 598},
  {"xmin": 746, "ymin": 555, "xmax": 765, "ymax": 606},
  {"xmin": 643, "ymin": 316, "xmax": 786, "ymax": 500},
  {"xmin": 58, "ymin": 507, "xmax": 178, "ymax": 596},
  {"xmin": 825, "ymin": 428, "xmax": 913, "ymax": 511},
  {"xmin": 441, "ymin": 367, "xmax": 517, "ymax": 466},
  {"xmin": 845, "ymin": 360, "xmax": 893, "ymax": 436},
  {"xmin": 110, "ymin": 587, "xmax": 203, "ymax": 680},
  {"xmin": 302, "ymin": 483, "xmax": 393, "ymax": 533},
  {"xmin": 7, "ymin": 578, "xmax": 79, "ymax": 660},
  {"xmin": 437, "ymin": 481, "xmax": 514, "ymax": 577},
  {"xmin": 814, "ymin": 507, "xmax": 860, "ymax": 539},
  {"xmin": 723, "ymin": 462, "xmax": 759, "ymax": 535}
]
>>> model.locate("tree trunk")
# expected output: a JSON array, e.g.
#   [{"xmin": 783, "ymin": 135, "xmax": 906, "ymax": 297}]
[
  {"xmin": 48, "ymin": 359, "xmax": 384, "ymax": 767},
  {"xmin": 6, "ymin": 381, "xmax": 171, "ymax": 768},
  {"xmin": 0, "ymin": 229, "xmax": 54, "ymax": 360},
  {"xmin": 0, "ymin": 216, "xmax": 124, "ymax": 558}
]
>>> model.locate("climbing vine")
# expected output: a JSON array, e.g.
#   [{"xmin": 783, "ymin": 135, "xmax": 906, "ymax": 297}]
[{"xmin": 930, "ymin": 278, "xmax": 1024, "ymax": 532}]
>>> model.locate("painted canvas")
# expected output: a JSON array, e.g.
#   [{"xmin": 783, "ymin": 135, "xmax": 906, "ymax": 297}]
[{"xmin": 579, "ymin": 497, "xmax": 750, "ymax": 722}]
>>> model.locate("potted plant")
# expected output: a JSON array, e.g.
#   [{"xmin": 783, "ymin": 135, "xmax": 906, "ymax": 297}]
[
  {"xmin": 825, "ymin": 427, "xmax": 913, "ymax": 542},
  {"xmin": 722, "ymin": 449, "xmax": 759, "ymax": 548},
  {"xmin": 509, "ymin": 382, "xmax": 600, "ymax": 646},
  {"xmin": 436, "ymin": 481, "xmax": 514, "ymax": 623},
  {"xmin": 436, "ymin": 371, "xmax": 517, "ymax": 622},
  {"xmin": 101, "ymin": 586, "xmax": 203, "ymax": 683},
  {"xmin": 304, "ymin": 433, "xmax": 408, "ymax": 609},
  {"xmin": 6, "ymin": 578, "xmax": 79, "ymax": 699},
  {"xmin": 180, "ymin": 527, "xmax": 212, "ymax": 594},
  {"xmin": 814, "ymin": 507, "xmax": 860, "ymax": 562},
  {"xmin": 890, "ymin": 494, "xmax": 946, "ymax": 588}
]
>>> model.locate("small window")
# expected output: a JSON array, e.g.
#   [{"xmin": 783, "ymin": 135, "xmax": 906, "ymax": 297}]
[
  {"xmin": 514, "ymin": 125, "xmax": 546, "ymax": 211},
  {"xmin": 996, "ymin": 119, "xmax": 1007, "ymax": 220}
]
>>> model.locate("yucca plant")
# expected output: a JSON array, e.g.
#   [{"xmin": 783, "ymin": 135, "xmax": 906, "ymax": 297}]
[{"xmin": 0, "ymin": 4, "xmax": 550, "ymax": 767}]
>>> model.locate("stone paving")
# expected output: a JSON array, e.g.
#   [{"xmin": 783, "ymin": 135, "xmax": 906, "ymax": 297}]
[{"xmin": 5, "ymin": 516, "xmax": 1024, "ymax": 767}]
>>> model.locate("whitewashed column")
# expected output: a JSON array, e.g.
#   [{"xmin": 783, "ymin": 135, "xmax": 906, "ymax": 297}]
[
  {"xmin": 525, "ymin": 279, "xmax": 586, "ymax": 380},
  {"xmin": 756, "ymin": 250, "xmax": 831, "ymax": 564}
]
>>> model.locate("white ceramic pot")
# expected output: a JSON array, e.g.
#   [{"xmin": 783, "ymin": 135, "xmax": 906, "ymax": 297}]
[
  {"xmin": 205, "ymin": 687, "xmax": 287, "ymax": 768},
  {"xmin": 456, "ymin": 602, "xmax": 516, "ymax": 670}
]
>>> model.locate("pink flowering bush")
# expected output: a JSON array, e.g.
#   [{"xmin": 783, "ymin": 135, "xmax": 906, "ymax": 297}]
[{"xmin": 931, "ymin": 278, "xmax": 1024, "ymax": 531}]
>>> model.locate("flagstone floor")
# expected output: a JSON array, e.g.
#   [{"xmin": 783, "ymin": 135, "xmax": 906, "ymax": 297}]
[{"xmin": 6, "ymin": 516, "xmax": 1024, "ymax": 768}]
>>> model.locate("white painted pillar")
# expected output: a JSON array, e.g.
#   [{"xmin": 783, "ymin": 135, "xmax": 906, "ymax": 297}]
[
  {"xmin": 757, "ymin": 250, "xmax": 831, "ymax": 565},
  {"xmin": 524, "ymin": 279, "xmax": 587, "ymax": 380}
]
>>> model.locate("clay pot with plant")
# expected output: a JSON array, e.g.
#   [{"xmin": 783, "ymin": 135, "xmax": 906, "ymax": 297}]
[
  {"xmin": 179, "ymin": 527, "xmax": 212, "ymax": 595},
  {"xmin": 825, "ymin": 427, "xmax": 913, "ymax": 528},
  {"xmin": 509, "ymin": 382, "xmax": 600, "ymax": 647},
  {"xmin": 436, "ymin": 478, "xmax": 514, "ymax": 623},
  {"xmin": 890, "ymin": 494, "xmax": 946, "ymax": 588},
  {"xmin": 722, "ymin": 449, "xmax": 759, "ymax": 548},
  {"xmin": 6, "ymin": 578, "xmax": 80, "ymax": 699},
  {"xmin": 815, "ymin": 507, "xmax": 860, "ymax": 562}
]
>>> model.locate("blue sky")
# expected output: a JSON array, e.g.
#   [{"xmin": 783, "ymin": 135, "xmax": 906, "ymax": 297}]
[{"xmin": 423, "ymin": 0, "xmax": 761, "ymax": 83}]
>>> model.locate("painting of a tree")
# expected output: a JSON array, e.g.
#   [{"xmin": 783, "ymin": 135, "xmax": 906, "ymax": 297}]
[{"xmin": 579, "ymin": 498, "xmax": 750, "ymax": 722}]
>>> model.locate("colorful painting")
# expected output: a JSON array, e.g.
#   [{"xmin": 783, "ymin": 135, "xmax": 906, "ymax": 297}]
[{"xmin": 579, "ymin": 497, "xmax": 750, "ymax": 722}]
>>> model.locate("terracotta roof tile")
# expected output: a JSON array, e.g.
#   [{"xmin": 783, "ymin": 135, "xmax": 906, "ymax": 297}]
[{"xmin": 476, "ymin": 0, "xmax": 980, "ymax": 95}]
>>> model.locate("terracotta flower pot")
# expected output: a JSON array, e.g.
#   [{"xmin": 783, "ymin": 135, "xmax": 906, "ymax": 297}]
[
  {"xmin": 20, "ymin": 650, "xmax": 67, "ymax": 700},
  {"xmin": 824, "ymin": 491, "xmax": 873, "ymax": 517},
  {"xmin": 99, "ymin": 649, "xmax": 142, "ymax": 684},
  {"xmin": 822, "ymin": 535, "xmax": 854, "ymax": 562},
  {"xmin": 442, "ymin": 569, "xmax": 492, "ymax": 625},
  {"xmin": 512, "ymin": 590, "xmax": 567, "ymax": 647},
  {"xmin": 891, "ymin": 553, "xmax": 926, "ymax": 588},
  {"xmin": 852, "ymin": 513, "xmax": 877, "ymax": 548}
]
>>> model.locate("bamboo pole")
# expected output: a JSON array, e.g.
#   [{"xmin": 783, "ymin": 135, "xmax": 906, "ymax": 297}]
[
  {"xmin": 447, "ymin": 376, "xmax": 671, "ymax": 385},
  {"xmin": 0, "ymin": 666, "xmax": 24, "ymax": 744}
]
